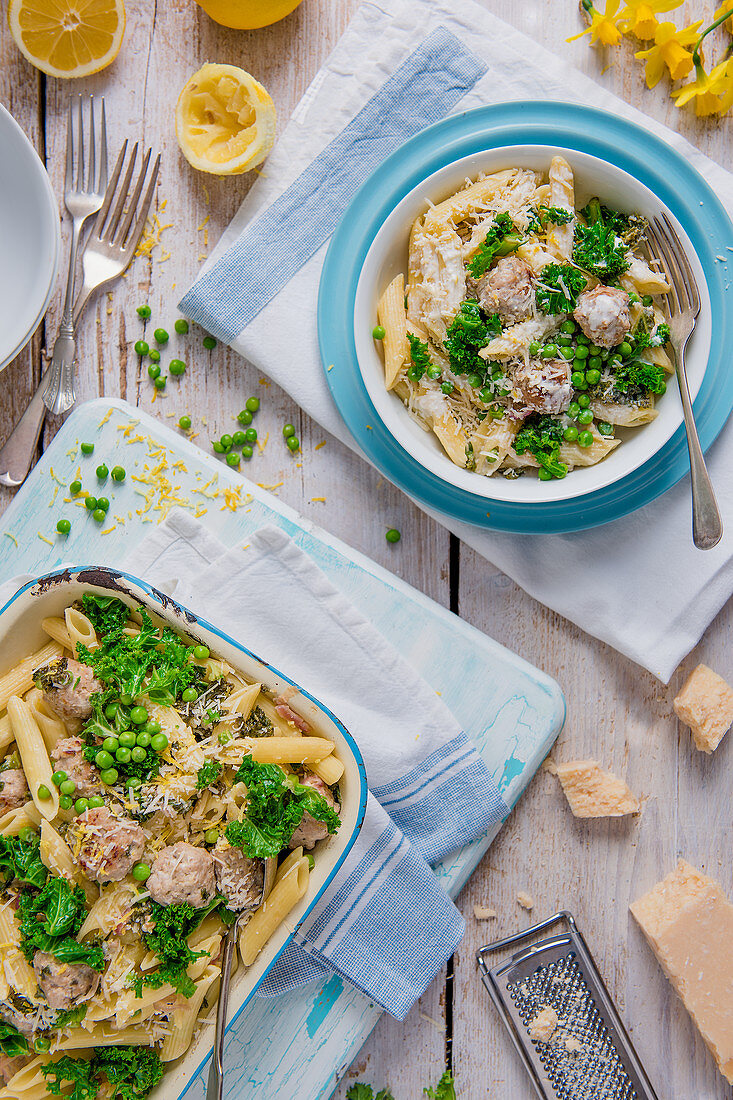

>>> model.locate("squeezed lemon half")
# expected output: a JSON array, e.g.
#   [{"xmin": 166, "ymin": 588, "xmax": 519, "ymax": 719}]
[
  {"xmin": 7, "ymin": 0, "xmax": 126, "ymax": 79},
  {"xmin": 175, "ymin": 62, "xmax": 276, "ymax": 176}
]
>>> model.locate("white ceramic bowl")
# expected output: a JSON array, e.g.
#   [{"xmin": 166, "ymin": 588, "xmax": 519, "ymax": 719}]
[
  {"xmin": 0, "ymin": 104, "xmax": 60, "ymax": 372},
  {"xmin": 0, "ymin": 566, "xmax": 367, "ymax": 1100},
  {"xmin": 354, "ymin": 146, "xmax": 711, "ymax": 505}
]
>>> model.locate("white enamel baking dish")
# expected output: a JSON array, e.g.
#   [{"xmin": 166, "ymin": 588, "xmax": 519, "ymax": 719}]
[{"xmin": 0, "ymin": 566, "xmax": 368, "ymax": 1098}]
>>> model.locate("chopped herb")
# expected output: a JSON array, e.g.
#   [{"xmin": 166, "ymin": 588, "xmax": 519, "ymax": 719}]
[
  {"xmin": 535, "ymin": 264, "xmax": 587, "ymax": 315},
  {"xmin": 468, "ymin": 214, "xmax": 522, "ymax": 277},
  {"xmin": 225, "ymin": 756, "xmax": 340, "ymax": 859},
  {"xmin": 444, "ymin": 300, "xmax": 501, "ymax": 377},
  {"xmin": 196, "ymin": 760, "xmax": 222, "ymax": 789},
  {"xmin": 407, "ymin": 334, "xmax": 433, "ymax": 382},
  {"xmin": 424, "ymin": 1071, "xmax": 457, "ymax": 1099}
]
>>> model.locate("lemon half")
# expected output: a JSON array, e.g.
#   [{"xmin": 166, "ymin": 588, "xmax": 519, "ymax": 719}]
[
  {"xmin": 7, "ymin": 0, "xmax": 126, "ymax": 79},
  {"xmin": 175, "ymin": 62, "xmax": 276, "ymax": 176},
  {"xmin": 195, "ymin": 0, "xmax": 304, "ymax": 29}
]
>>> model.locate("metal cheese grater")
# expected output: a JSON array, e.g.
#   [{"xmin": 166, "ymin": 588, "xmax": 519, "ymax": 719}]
[{"xmin": 476, "ymin": 911, "xmax": 660, "ymax": 1100}]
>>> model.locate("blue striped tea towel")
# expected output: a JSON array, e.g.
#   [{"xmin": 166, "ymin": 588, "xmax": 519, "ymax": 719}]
[
  {"xmin": 125, "ymin": 509, "xmax": 507, "ymax": 1018},
  {"xmin": 179, "ymin": 0, "xmax": 733, "ymax": 683}
]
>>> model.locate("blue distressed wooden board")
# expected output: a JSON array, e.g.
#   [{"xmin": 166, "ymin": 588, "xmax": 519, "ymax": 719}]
[{"xmin": 0, "ymin": 399, "xmax": 565, "ymax": 1099}]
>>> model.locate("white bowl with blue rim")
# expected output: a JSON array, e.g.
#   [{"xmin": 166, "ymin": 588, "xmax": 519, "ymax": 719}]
[
  {"xmin": 319, "ymin": 102, "xmax": 733, "ymax": 532},
  {"xmin": 0, "ymin": 104, "xmax": 60, "ymax": 372},
  {"xmin": 352, "ymin": 146, "xmax": 708, "ymax": 505}
]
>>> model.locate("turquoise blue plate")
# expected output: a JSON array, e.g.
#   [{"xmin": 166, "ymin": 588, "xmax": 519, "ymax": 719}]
[{"xmin": 318, "ymin": 101, "xmax": 733, "ymax": 534}]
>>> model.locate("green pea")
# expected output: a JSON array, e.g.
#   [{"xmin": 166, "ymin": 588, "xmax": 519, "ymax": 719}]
[
  {"xmin": 441, "ymin": 381, "xmax": 454, "ymax": 394},
  {"xmin": 148, "ymin": 363, "xmax": 161, "ymax": 379},
  {"xmin": 70, "ymin": 480, "xmax": 82, "ymax": 495},
  {"xmin": 218, "ymin": 730, "xmax": 232, "ymax": 746},
  {"xmin": 578, "ymin": 394, "xmax": 591, "ymax": 409},
  {"xmin": 85, "ymin": 496, "xmax": 97, "ymax": 511},
  {"xmin": 119, "ymin": 731, "xmax": 136, "ymax": 748},
  {"xmin": 589, "ymin": 345, "xmax": 603, "ymax": 356},
  {"xmin": 372, "ymin": 325, "xmax": 386, "ymax": 340},
  {"xmin": 558, "ymin": 333, "xmax": 574, "ymax": 346},
  {"xmin": 126, "ymin": 776, "xmax": 142, "ymax": 790},
  {"xmin": 220, "ymin": 434, "xmax": 233, "ymax": 450},
  {"xmin": 111, "ymin": 466, "xmax": 126, "ymax": 482},
  {"xmin": 181, "ymin": 687, "xmax": 197, "ymax": 703},
  {"xmin": 426, "ymin": 365, "xmax": 442, "ymax": 380},
  {"xmin": 203, "ymin": 336, "xmax": 217, "ymax": 349},
  {"xmin": 559, "ymin": 347, "xmax": 575, "ymax": 360},
  {"xmin": 169, "ymin": 359, "xmax": 186, "ymax": 376},
  {"xmin": 130, "ymin": 706, "xmax": 148, "ymax": 725},
  {"xmin": 574, "ymin": 345, "xmax": 589, "ymax": 360},
  {"xmin": 578, "ymin": 430, "xmax": 594, "ymax": 447},
  {"xmin": 95, "ymin": 751, "xmax": 114, "ymax": 770},
  {"xmin": 226, "ymin": 452, "xmax": 240, "ymax": 467},
  {"xmin": 385, "ymin": 528, "xmax": 401, "ymax": 543},
  {"xmin": 658, "ymin": 380, "xmax": 667, "ymax": 394},
  {"xmin": 238, "ymin": 410, "xmax": 253, "ymax": 426},
  {"xmin": 479, "ymin": 387, "xmax": 492, "ymax": 403},
  {"xmin": 244, "ymin": 427, "xmax": 257, "ymax": 443},
  {"xmin": 567, "ymin": 402, "xmax": 581, "ymax": 419},
  {"xmin": 528, "ymin": 341, "xmax": 540, "ymax": 355},
  {"xmin": 136, "ymin": 732, "xmax": 151, "ymax": 748},
  {"xmin": 245, "ymin": 396, "xmax": 260, "ymax": 413},
  {"xmin": 642, "ymin": 294, "xmax": 653, "ymax": 307},
  {"xmin": 134, "ymin": 340, "xmax": 149, "ymax": 356},
  {"xmin": 619, "ymin": 341, "xmax": 633, "ymax": 358},
  {"xmin": 175, "ymin": 318, "xmax": 189, "ymax": 334},
  {"xmin": 144, "ymin": 720, "xmax": 161, "ymax": 735},
  {"xmin": 132, "ymin": 862, "xmax": 151, "ymax": 881},
  {"xmin": 306, "ymin": 852, "xmax": 315, "ymax": 870},
  {"xmin": 104, "ymin": 702, "xmax": 119, "ymax": 719},
  {"xmin": 242, "ymin": 445, "xmax": 254, "ymax": 459},
  {"xmin": 102, "ymin": 737, "xmax": 119, "ymax": 754},
  {"xmin": 560, "ymin": 320, "xmax": 576, "ymax": 334},
  {"xmin": 282, "ymin": 423, "xmax": 295, "ymax": 438},
  {"xmin": 154, "ymin": 328, "xmax": 169, "ymax": 345},
  {"xmin": 56, "ymin": 519, "xmax": 71, "ymax": 535},
  {"xmin": 563, "ymin": 425, "xmax": 579, "ymax": 443},
  {"xmin": 59, "ymin": 795, "xmax": 73, "ymax": 810},
  {"xmin": 120, "ymin": 694, "xmax": 133, "ymax": 706},
  {"xmin": 88, "ymin": 795, "xmax": 105, "ymax": 808},
  {"xmin": 81, "ymin": 442, "xmax": 95, "ymax": 455},
  {"xmin": 59, "ymin": 780, "xmax": 76, "ymax": 796},
  {"xmin": 598, "ymin": 421, "xmax": 615, "ymax": 436},
  {"xmin": 52, "ymin": 770, "xmax": 67, "ymax": 787},
  {"xmin": 213, "ymin": 441, "xmax": 225, "ymax": 454},
  {"xmin": 131, "ymin": 746, "xmax": 147, "ymax": 763},
  {"xmin": 179, "ymin": 415, "xmax": 192, "ymax": 431},
  {"xmin": 541, "ymin": 344, "xmax": 557, "ymax": 358},
  {"xmin": 578, "ymin": 409, "xmax": 594, "ymax": 425},
  {"xmin": 627, "ymin": 291, "xmax": 640, "ymax": 303},
  {"xmin": 74, "ymin": 798, "xmax": 89, "ymax": 814},
  {"xmin": 576, "ymin": 332, "xmax": 590, "ymax": 344},
  {"xmin": 286, "ymin": 437, "xmax": 300, "ymax": 452},
  {"xmin": 570, "ymin": 372, "xmax": 585, "ymax": 389},
  {"xmin": 137, "ymin": 305, "xmax": 151, "ymax": 319},
  {"xmin": 585, "ymin": 368, "xmax": 601, "ymax": 385},
  {"xmin": 92, "ymin": 508, "xmax": 106, "ymax": 523},
  {"xmin": 574, "ymin": 375, "xmax": 588, "ymax": 391},
  {"xmin": 19, "ymin": 825, "xmax": 36, "ymax": 843},
  {"xmin": 204, "ymin": 828, "xmax": 219, "ymax": 845},
  {"xmin": 115, "ymin": 747, "xmax": 131, "ymax": 764},
  {"xmin": 193, "ymin": 645, "xmax": 209, "ymax": 661},
  {"xmin": 149, "ymin": 348, "xmax": 161, "ymax": 363},
  {"xmin": 587, "ymin": 356, "xmax": 602, "ymax": 372},
  {"xmin": 96, "ymin": 464, "xmax": 108, "ymax": 480},
  {"xmin": 100, "ymin": 768, "xmax": 118, "ymax": 785},
  {"xmin": 151, "ymin": 733, "xmax": 169, "ymax": 753},
  {"xmin": 96, "ymin": 497, "xmax": 109, "ymax": 513},
  {"xmin": 154, "ymin": 376, "xmax": 167, "ymax": 390},
  {"xmin": 233, "ymin": 431, "xmax": 246, "ymax": 446},
  {"xmin": 538, "ymin": 467, "xmax": 553, "ymax": 481}
]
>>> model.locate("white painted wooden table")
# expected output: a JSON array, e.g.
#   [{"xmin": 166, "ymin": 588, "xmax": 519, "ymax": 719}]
[{"xmin": 1, "ymin": 3, "xmax": 732, "ymax": 1097}]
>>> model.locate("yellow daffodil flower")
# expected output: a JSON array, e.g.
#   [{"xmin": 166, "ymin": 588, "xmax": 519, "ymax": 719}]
[
  {"xmin": 714, "ymin": 3, "xmax": 733, "ymax": 34},
  {"xmin": 567, "ymin": 0, "xmax": 623, "ymax": 46},
  {"xmin": 673, "ymin": 58, "xmax": 733, "ymax": 116},
  {"xmin": 618, "ymin": 0, "xmax": 682, "ymax": 41},
  {"xmin": 635, "ymin": 20, "xmax": 702, "ymax": 86}
]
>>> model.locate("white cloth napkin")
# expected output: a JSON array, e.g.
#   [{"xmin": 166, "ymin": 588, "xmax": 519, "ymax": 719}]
[
  {"xmin": 179, "ymin": 0, "xmax": 733, "ymax": 683},
  {"xmin": 119, "ymin": 509, "xmax": 507, "ymax": 1018}
]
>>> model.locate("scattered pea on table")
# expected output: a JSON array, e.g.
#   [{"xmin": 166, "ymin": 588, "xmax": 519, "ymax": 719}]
[
  {"xmin": 154, "ymin": 376, "xmax": 167, "ymax": 390},
  {"xmin": 282, "ymin": 423, "xmax": 295, "ymax": 438},
  {"xmin": 169, "ymin": 359, "xmax": 186, "ymax": 376},
  {"xmin": 148, "ymin": 364, "xmax": 160, "ymax": 379},
  {"xmin": 242, "ymin": 445, "xmax": 254, "ymax": 459},
  {"xmin": 85, "ymin": 496, "xmax": 97, "ymax": 511},
  {"xmin": 286, "ymin": 436, "xmax": 300, "ymax": 452},
  {"xmin": 179, "ymin": 415, "xmax": 192, "ymax": 431},
  {"xmin": 134, "ymin": 340, "xmax": 149, "ymax": 356},
  {"xmin": 56, "ymin": 519, "xmax": 71, "ymax": 535},
  {"xmin": 96, "ymin": 464, "xmax": 108, "ymax": 480},
  {"xmin": 244, "ymin": 427, "xmax": 257, "ymax": 443},
  {"xmin": 111, "ymin": 466, "xmax": 126, "ymax": 482},
  {"xmin": 80, "ymin": 442, "xmax": 94, "ymax": 455},
  {"xmin": 154, "ymin": 328, "xmax": 169, "ymax": 345},
  {"xmin": 245, "ymin": 396, "xmax": 260, "ymax": 413},
  {"xmin": 69, "ymin": 480, "xmax": 81, "ymax": 495},
  {"xmin": 149, "ymin": 348, "xmax": 161, "ymax": 363},
  {"xmin": 203, "ymin": 335, "xmax": 217, "ymax": 349},
  {"xmin": 96, "ymin": 497, "xmax": 109, "ymax": 513},
  {"xmin": 233, "ymin": 431, "xmax": 246, "ymax": 446},
  {"xmin": 385, "ymin": 528, "xmax": 401, "ymax": 543},
  {"xmin": 92, "ymin": 508, "xmax": 106, "ymax": 523},
  {"xmin": 237, "ymin": 409, "xmax": 253, "ymax": 425},
  {"xmin": 174, "ymin": 318, "xmax": 189, "ymax": 334},
  {"xmin": 136, "ymin": 305, "xmax": 151, "ymax": 319}
]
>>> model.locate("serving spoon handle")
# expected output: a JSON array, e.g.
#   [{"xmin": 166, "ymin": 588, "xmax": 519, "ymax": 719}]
[{"xmin": 206, "ymin": 914, "xmax": 244, "ymax": 1100}]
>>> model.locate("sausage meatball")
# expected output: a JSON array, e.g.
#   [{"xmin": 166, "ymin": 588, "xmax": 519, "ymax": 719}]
[
  {"xmin": 0, "ymin": 770, "xmax": 28, "ymax": 817},
  {"xmin": 75, "ymin": 806, "xmax": 146, "ymax": 883},
  {"xmin": 38, "ymin": 658, "xmax": 102, "ymax": 721},
  {"xmin": 573, "ymin": 284, "xmax": 631, "ymax": 349},
  {"xmin": 51, "ymin": 737, "xmax": 101, "ymax": 799},
  {"xmin": 0, "ymin": 1054, "xmax": 29, "ymax": 1086},
  {"xmin": 33, "ymin": 951, "xmax": 99, "ymax": 1010},
  {"xmin": 148, "ymin": 842, "xmax": 215, "ymax": 909},
  {"xmin": 289, "ymin": 772, "xmax": 340, "ymax": 851},
  {"xmin": 213, "ymin": 846, "xmax": 264, "ymax": 911},
  {"xmin": 476, "ymin": 256, "xmax": 536, "ymax": 324},
  {"xmin": 511, "ymin": 358, "xmax": 573, "ymax": 419}
]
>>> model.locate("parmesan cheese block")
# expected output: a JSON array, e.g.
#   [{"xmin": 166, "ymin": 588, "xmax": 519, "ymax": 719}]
[
  {"xmin": 630, "ymin": 860, "xmax": 733, "ymax": 1084},
  {"xmin": 555, "ymin": 760, "xmax": 640, "ymax": 818},
  {"xmin": 673, "ymin": 664, "xmax": 733, "ymax": 754}
]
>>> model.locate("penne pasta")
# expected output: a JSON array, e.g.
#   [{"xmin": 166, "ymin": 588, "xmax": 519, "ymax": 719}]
[
  {"xmin": 41, "ymin": 820, "xmax": 97, "ymax": 903},
  {"xmin": 0, "ymin": 802, "xmax": 42, "ymax": 837},
  {"xmin": 159, "ymin": 965, "xmax": 220, "ymax": 1062},
  {"xmin": 311, "ymin": 752, "xmax": 345, "ymax": 786},
  {"xmin": 377, "ymin": 273, "xmax": 409, "ymax": 390},
  {"xmin": 7, "ymin": 698, "xmax": 58, "ymax": 820},
  {"xmin": 64, "ymin": 607, "xmax": 98, "ymax": 652},
  {"xmin": 240, "ymin": 858, "xmax": 310, "ymax": 966},
  {"xmin": 41, "ymin": 616, "xmax": 72, "ymax": 651},
  {"xmin": 249, "ymin": 736, "xmax": 334, "ymax": 765},
  {"xmin": 23, "ymin": 688, "xmax": 67, "ymax": 752},
  {"xmin": 0, "ymin": 716, "xmax": 15, "ymax": 753},
  {"xmin": 0, "ymin": 642, "xmax": 62, "ymax": 712}
]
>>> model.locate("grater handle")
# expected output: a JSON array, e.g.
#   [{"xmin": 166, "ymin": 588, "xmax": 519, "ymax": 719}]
[{"xmin": 477, "ymin": 910, "xmax": 576, "ymax": 965}]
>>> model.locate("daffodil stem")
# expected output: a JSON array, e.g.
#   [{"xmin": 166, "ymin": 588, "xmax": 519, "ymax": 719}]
[
  {"xmin": 693, "ymin": 7, "xmax": 733, "ymax": 67},
  {"xmin": 581, "ymin": 0, "xmax": 595, "ymax": 14}
]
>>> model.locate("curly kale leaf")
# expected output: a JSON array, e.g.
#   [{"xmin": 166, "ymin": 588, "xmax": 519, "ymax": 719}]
[
  {"xmin": 0, "ymin": 833, "xmax": 48, "ymax": 889},
  {"xmin": 134, "ymin": 898, "xmax": 225, "ymax": 999},
  {"xmin": 42, "ymin": 1056, "xmax": 97, "ymax": 1100},
  {"xmin": 526, "ymin": 205, "xmax": 573, "ymax": 233},
  {"xmin": 444, "ymin": 301, "xmax": 501, "ymax": 376},
  {"xmin": 513, "ymin": 415, "xmax": 568, "ymax": 479},
  {"xmin": 80, "ymin": 595, "xmax": 129, "ymax": 637},
  {"xmin": 535, "ymin": 265, "xmax": 587, "ymax": 315},
  {"xmin": 468, "ymin": 213, "xmax": 522, "ymax": 278},
  {"xmin": 93, "ymin": 1045, "xmax": 163, "ymax": 1100},
  {"xmin": 633, "ymin": 322, "xmax": 670, "ymax": 352},
  {"xmin": 196, "ymin": 760, "xmax": 222, "ymax": 789},
  {"xmin": 225, "ymin": 756, "xmax": 341, "ymax": 859},
  {"xmin": 572, "ymin": 220, "xmax": 630, "ymax": 281},
  {"xmin": 241, "ymin": 705, "xmax": 273, "ymax": 738},
  {"xmin": 0, "ymin": 1020, "xmax": 28, "ymax": 1059},
  {"xmin": 613, "ymin": 359, "xmax": 667, "ymax": 395},
  {"xmin": 17, "ymin": 876, "xmax": 103, "ymax": 971},
  {"xmin": 406, "ymin": 334, "xmax": 433, "ymax": 382}
]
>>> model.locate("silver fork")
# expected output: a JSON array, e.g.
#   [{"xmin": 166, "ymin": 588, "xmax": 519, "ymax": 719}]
[
  {"xmin": 646, "ymin": 214, "xmax": 722, "ymax": 551},
  {"xmin": 0, "ymin": 139, "xmax": 160, "ymax": 487},
  {"xmin": 43, "ymin": 95, "xmax": 108, "ymax": 416}
]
